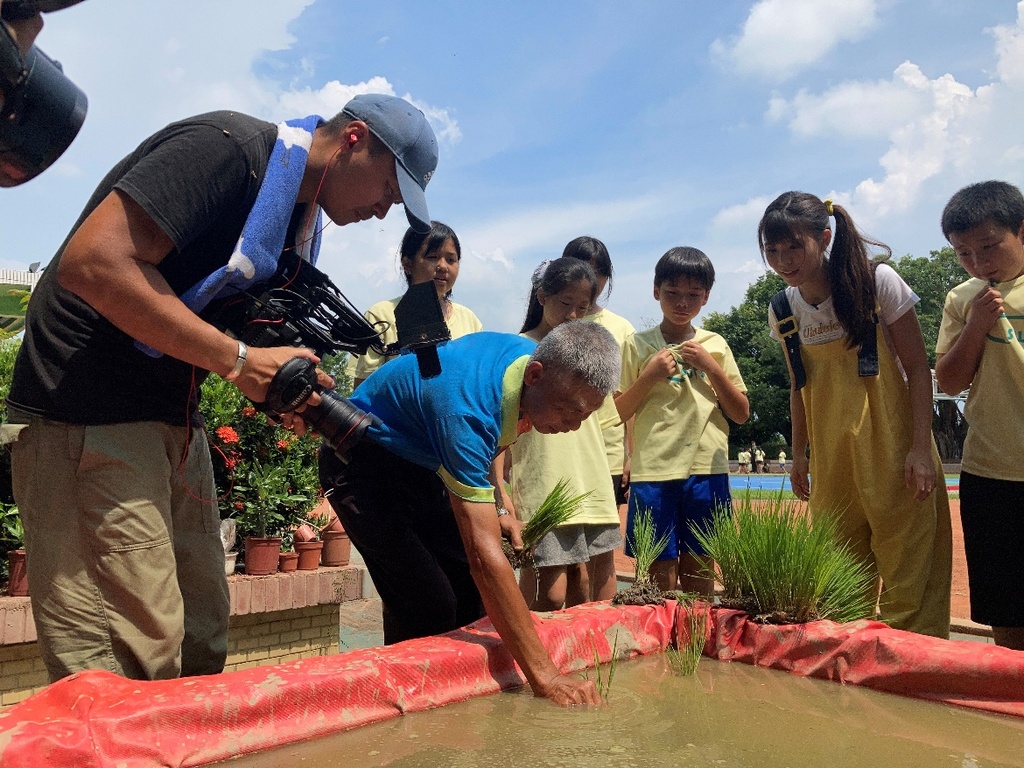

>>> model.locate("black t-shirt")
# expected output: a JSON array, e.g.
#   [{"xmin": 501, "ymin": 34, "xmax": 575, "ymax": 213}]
[{"xmin": 8, "ymin": 111, "xmax": 278, "ymax": 425}]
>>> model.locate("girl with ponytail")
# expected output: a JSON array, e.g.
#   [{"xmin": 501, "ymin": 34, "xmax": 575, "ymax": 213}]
[{"xmin": 759, "ymin": 191, "xmax": 952, "ymax": 638}]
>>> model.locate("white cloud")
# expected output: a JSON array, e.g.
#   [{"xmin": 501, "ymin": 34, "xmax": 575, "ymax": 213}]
[
  {"xmin": 712, "ymin": 0, "xmax": 879, "ymax": 80},
  {"xmin": 766, "ymin": 68, "xmax": 932, "ymax": 139},
  {"xmin": 762, "ymin": 3, "xmax": 1024, "ymax": 224}
]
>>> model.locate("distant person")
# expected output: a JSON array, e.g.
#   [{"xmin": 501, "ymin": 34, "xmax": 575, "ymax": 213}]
[
  {"xmin": 777, "ymin": 449, "xmax": 787, "ymax": 474},
  {"xmin": 562, "ymin": 236, "xmax": 636, "ymax": 526},
  {"xmin": 737, "ymin": 447, "xmax": 750, "ymax": 474},
  {"xmin": 935, "ymin": 180, "xmax": 1024, "ymax": 650},
  {"xmin": 761, "ymin": 191, "xmax": 952, "ymax": 638},
  {"xmin": 6, "ymin": 93, "xmax": 439, "ymax": 682},
  {"xmin": 319, "ymin": 321, "xmax": 620, "ymax": 707},
  {"xmin": 351, "ymin": 221, "xmax": 482, "ymax": 389},
  {"xmin": 752, "ymin": 443, "xmax": 765, "ymax": 473},
  {"xmin": 615, "ymin": 247, "xmax": 749, "ymax": 595},
  {"xmin": 494, "ymin": 258, "xmax": 622, "ymax": 611}
]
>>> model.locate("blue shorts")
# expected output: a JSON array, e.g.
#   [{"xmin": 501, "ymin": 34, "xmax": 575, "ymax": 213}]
[{"xmin": 626, "ymin": 475, "xmax": 732, "ymax": 560}]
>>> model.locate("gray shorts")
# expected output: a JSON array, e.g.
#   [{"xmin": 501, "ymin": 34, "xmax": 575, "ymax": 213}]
[{"xmin": 532, "ymin": 523, "xmax": 622, "ymax": 568}]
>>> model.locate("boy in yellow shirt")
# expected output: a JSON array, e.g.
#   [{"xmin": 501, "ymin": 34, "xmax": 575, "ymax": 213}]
[
  {"xmin": 935, "ymin": 180, "xmax": 1024, "ymax": 650},
  {"xmin": 616, "ymin": 247, "xmax": 749, "ymax": 594}
]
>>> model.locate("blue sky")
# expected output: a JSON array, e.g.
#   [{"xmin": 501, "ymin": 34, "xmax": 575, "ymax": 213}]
[{"xmin": 3, "ymin": 1, "xmax": 1023, "ymax": 333}]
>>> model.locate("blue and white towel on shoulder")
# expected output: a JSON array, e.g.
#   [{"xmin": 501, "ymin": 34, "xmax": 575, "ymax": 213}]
[
  {"xmin": 180, "ymin": 114, "xmax": 325, "ymax": 314},
  {"xmin": 137, "ymin": 115, "xmax": 324, "ymax": 357}
]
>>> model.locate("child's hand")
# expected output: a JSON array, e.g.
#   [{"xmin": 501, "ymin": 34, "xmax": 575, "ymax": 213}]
[
  {"xmin": 966, "ymin": 284, "xmax": 1004, "ymax": 334},
  {"xmin": 790, "ymin": 455, "xmax": 810, "ymax": 501},
  {"xmin": 676, "ymin": 340, "xmax": 715, "ymax": 373},
  {"xmin": 641, "ymin": 348, "xmax": 678, "ymax": 382},
  {"xmin": 904, "ymin": 446, "xmax": 937, "ymax": 501}
]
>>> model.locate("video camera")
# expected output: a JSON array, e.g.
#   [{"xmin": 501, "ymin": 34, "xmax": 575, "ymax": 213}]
[
  {"xmin": 203, "ymin": 250, "xmax": 451, "ymax": 460},
  {"xmin": 0, "ymin": 0, "xmax": 87, "ymax": 186}
]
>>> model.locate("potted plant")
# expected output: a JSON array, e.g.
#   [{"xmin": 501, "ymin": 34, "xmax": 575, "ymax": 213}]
[
  {"xmin": 233, "ymin": 459, "xmax": 312, "ymax": 575},
  {"xmin": 319, "ymin": 503, "xmax": 351, "ymax": 567},
  {"xmin": 1, "ymin": 502, "xmax": 28, "ymax": 596},
  {"xmin": 278, "ymin": 531, "xmax": 299, "ymax": 573},
  {"xmin": 293, "ymin": 509, "xmax": 329, "ymax": 570},
  {"xmin": 199, "ymin": 374, "xmax": 322, "ymax": 576}
]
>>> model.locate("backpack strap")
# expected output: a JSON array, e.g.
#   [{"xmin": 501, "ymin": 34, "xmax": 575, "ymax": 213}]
[
  {"xmin": 857, "ymin": 313, "xmax": 879, "ymax": 378},
  {"xmin": 771, "ymin": 290, "xmax": 806, "ymax": 390}
]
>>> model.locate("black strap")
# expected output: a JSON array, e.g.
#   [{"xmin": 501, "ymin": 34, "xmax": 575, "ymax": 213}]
[
  {"xmin": 858, "ymin": 314, "xmax": 879, "ymax": 378},
  {"xmin": 771, "ymin": 290, "xmax": 806, "ymax": 390},
  {"xmin": 772, "ymin": 288, "xmax": 880, "ymax": 386}
]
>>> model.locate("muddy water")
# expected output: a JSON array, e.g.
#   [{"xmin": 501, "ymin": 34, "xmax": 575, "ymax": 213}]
[{"xmin": 227, "ymin": 654, "xmax": 1024, "ymax": 767}]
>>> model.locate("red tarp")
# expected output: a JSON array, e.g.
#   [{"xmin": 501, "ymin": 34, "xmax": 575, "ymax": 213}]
[{"xmin": 0, "ymin": 601, "xmax": 1021, "ymax": 768}]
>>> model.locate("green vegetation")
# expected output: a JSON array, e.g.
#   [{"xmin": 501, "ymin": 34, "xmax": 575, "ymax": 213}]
[
  {"xmin": 626, "ymin": 503, "xmax": 670, "ymax": 584},
  {"xmin": 586, "ymin": 630, "xmax": 619, "ymax": 701},
  {"xmin": 520, "ymin": 478, "xmax": 591, "ymax": 551},
  {"xmin": 667, "ymin": 600, "xmax": 709, "ymax": 676},
  {"xmin": 612, "ymin": 503, "xmax": 672, "ymax": 606},
  {"xmin": 503, "ymin": 478, "xmax": 591, "ymax": 569},
  {"xmin": 691, "ymin": 492, "xmax": 876, "ymax": 625}
]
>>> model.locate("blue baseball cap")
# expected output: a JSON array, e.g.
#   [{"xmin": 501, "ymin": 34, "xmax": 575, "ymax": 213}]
[{"xmin": 342, "ymin": 94, "xmax": 438, "ymax": 234}]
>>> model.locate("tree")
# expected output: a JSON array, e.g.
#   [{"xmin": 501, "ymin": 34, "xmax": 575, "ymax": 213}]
[
  {"xmin": 889, "ymin": 247, "xmax": 970, "ymax": 461},
  {"xmin": 703, "ymin": 272, "xmax": 790, "ymax": 456}
]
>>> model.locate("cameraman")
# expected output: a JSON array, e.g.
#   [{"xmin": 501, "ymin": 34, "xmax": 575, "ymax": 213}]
[{"xmin": 5, "ymin": 94, "xmax": 438, "ymax": 683}]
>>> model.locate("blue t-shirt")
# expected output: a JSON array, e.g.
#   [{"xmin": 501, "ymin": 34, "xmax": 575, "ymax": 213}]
[{"xmin": 351, "ymin": 332, "xmax": 535, "ymax": 502}]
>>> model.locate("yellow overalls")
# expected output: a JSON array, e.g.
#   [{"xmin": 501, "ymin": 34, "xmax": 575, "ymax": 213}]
[{"xmin": 801, "ymin": 330, "xmax": 953, "ymax": 638}]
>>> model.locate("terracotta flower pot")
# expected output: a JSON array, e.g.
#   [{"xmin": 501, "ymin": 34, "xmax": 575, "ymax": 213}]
[
  {"xmin": 6, "ymin": 549, "xmax": 28, "ymax": 597},
  {"xmin": 293, "ymin": 524, "xmax": 317, "ymax": 543},
  {"xmin": 294, "ymin": 540, "xmax": 323, "ymax": 570},
  {"xmin": 322, "ymin": 514, "xmax": 345, "ymax": 535},
  {"xmin": 278, "ymin": 551, "xmax": 299, "ymax": 573},
  {"xmin": 243, "ymin": 536, "xmax": 283, "ymax": 576},
  {"xmin": 320, "ymin": 529, "xmax": 350, "ymax": 567}
]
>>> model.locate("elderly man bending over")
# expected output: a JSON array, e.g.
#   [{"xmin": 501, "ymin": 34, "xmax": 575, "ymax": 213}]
[{"xmin": 319, "ymin": 320, "xmax": 620, "ymax": 707}]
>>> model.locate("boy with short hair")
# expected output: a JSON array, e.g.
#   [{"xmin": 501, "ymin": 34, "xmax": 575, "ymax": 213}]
[
  {"xmin": 935, "ymin": 179, "xmax": 1024, "ymax": 650},
  {"xmin": 615, "ymin": 247, "xmax": 749, "ymax": 594}
]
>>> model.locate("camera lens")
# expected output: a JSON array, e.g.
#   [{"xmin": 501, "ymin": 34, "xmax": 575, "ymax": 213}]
[{"xmin": 302, "ymin": 389, "xmax": 376, "ymax": 460}]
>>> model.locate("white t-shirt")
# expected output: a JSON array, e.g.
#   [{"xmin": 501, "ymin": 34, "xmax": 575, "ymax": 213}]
[{"xmin": 768, "ymin": 263, "xmax": 919, "ymax": 351}]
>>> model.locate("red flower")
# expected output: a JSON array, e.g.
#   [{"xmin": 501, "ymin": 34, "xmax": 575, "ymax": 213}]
[
  {"xmin": 215, "ymin": 426, "xmax": 240, "ymax": 444},
  {"xmin": 241, "ymin": 406, "xmax": 257, "ymax": 418},
  {"xmin": 233, "ymin": 501, "xmax": 245, "ymax": 511},
  {"xmin": 276, "ymin": 439, "xmax": 291, "ymax": 450}
]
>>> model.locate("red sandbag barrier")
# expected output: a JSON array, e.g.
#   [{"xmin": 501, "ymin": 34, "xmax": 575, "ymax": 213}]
[
  {"xmin": 696, "ymin": 606, "xmax": 1024, "ymax": 719},
  {"xmin": 0, "ymin": 602, "xmax": 675, "ymax": 768},
  {"xmin": 2, "ymin": 601, "xmax": 1022, "ymax": 767}
]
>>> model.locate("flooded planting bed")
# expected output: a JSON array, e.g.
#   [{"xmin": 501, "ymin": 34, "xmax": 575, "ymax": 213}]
[{"xmin": 228, "ymin": 653, "xmax": 1024, "ymax": 768}]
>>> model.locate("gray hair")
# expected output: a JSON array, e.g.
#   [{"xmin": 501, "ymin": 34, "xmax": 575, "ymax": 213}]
[{"xmin": 529, "ymin": 320, "xmax": 621, "ymax": 395}]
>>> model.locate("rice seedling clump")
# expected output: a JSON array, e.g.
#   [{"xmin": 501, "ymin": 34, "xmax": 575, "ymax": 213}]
[
  {"xmin": 613, "ymin": 503, "xmax": 671, "ymax": 606},
  {"xmin": 690, "ymin": 493, "xmax": 876, "ymax": 624},
  {"xmin": 502, "ymin": 478, "xmax": 591, "ymax": 569}
]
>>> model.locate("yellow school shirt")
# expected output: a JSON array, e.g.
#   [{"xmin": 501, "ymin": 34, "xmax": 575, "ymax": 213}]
[
  {"xmin": 509, "ymin": 390, "xmax": 621, "ymax": 527},
  {"xmin": 350, "ymin": 297, "xmax": 483, "ymax": 382},
  {"xmin": 621, "ymin": 326, "xmax": 746, "ymax": 482},
  {"xmin": 936, "ymin": 275, "xmax": 1024, "ymax": 481},
  {"xmin": 585, "ymin": 308, "xmax": 636, "ymax": 475}
]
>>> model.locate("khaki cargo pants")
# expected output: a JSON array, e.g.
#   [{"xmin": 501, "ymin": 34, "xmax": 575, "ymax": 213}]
[{"xmin": 10, "ymin": 416, "xmax": 229, "ymax": 682}]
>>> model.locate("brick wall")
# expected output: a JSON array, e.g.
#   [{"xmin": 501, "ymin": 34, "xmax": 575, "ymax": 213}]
[{"xmin": 0, "ymin": 565, "xmax": 364, "ymax": 708}]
